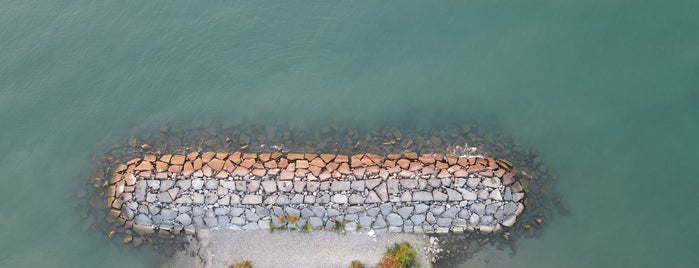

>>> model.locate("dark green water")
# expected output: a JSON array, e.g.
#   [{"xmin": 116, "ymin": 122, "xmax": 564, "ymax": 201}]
[{"xmin": 1, "ymin": 1, "xmax": 698, "ymax": 267}]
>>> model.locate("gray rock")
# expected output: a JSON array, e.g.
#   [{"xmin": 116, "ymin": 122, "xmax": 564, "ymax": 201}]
[
  {"xmin": 412, "ymin": 191, "xmax": 433, "ymax": 202},
  {"xmin": 494, "ymin": 210, "xmax": 505, "ymax": 221},
  {"xmin": 513, "ymin": 192, "xmax": 524, "ymax": 202},
  {"xmin": 400, "ymin": 191, "xmax": 412, "ymax": 202},
  {"xmin": 293, "ymin": 182, "xmax": 306, "ymax": 193},
  {"xmin": 277, "ymin": 181, "xmax": 293, "ymax": 192},
  {"xmin": 454, "ymin": 178, "xmax": 467, "ymax": 187},
  {"xmin": 418, "ymin": 179, "xmax": 427, "ymax": 190},
  {"xmin": 290, "ymin": 194, "xmax": 304, "ymax": 204},
  {"xmin": 301, "ymin": 208, "xmax": 314, "ymax": 218},
  {"xmin": 436, "ymin": 218, "xmax": 452, "ymax": 227},
  {"xmin": 327, "ymin": 208, "xmax": 341, "ymax": 217},
  {"xmin": 367, "ymin": 207, "xmax": 380, "ymax": 217},
  {"xmin": 135, "ymin": 214, "xmax": 152, "ymax": 225},
  {"xmin": 316, "ymin": 194, "xmax": 330, "ymax": 204},
  {"xmin": 204, "ymin": 217, "xmax": 218, "ymax": 227},
  {"xmin": 160, "ymin": 180, "xmax": 176, "ymax": 191},
  {"xmin": 276, "ymin": 195, "xmax": 290, "ymax": 205},
  {"xmin": 460, "ymin": 189, "xmax": 477, "ymax": 200},
  {"xmin": 193, "ymin": 216, "xmax": 204, "ymax": 226},
  {"xmin": 177, "ymin": 180, "xmax": 191, "ymax": 190},
  {"xmin": 482, "ymin": 177, "xmax": 501, "ymax": 188},
  {"xmin": 319, "ymin": 182, "xmax": 330, "ymax": 191},
  {"xmin": 191, "ymin": 179, "xmax": 204, "ymax": 190},
  {"xmin": 453, "ymin": 218, "xmax": 468, "ymax": 226},
  {"xmin": 218, "ymin": 215, "xmax": 230, "ymax": 226},
  {"xmin": 231, "ymin": 217, "xmax": 245, "ymax": 225},
  {"xmin": 458, "ymin": 209, "xmax": 471, "ymax": 219},
  {"xmin": 192, "ymin": 207, "xmax": 205, "ymax": 216},
  {"xmin": 386, "ymin": 179, "xmax": 399, "ymax": 194},
  {"xmin": 245, "ymin": 209, "xmax": 260, "ymax": 221},
  {"xmin": 220, "ymin": 180, "xmax": 235, "ymax": 190},
  {"xmin": 345, "ymin": 213, "xmax": 358, "ymax": 221},
  {"xmin": 365, "ymin": 179, "xmax": 381, "ymax": 189},
  {"xmin": 503, "ymin": 202, "xmax": 518, "ymax": 215},
  {"xmin": 442, "ymin": 206, "xmax": 459, "ymax": 218},
  {"xmin": 261, "ymin": 180, "xmax": 277, "ymax": 193},
  {"xmin": 176, "ymin": 214, "xmax": 192, "ymax": 226},
  {"xmin": 397, "ymin": 207, "xmax": 414, "ymax": 219},
  {"xmin": 380, "ymin": 203, "xmax": 393, "ymax": 216},
  {"xmin": 411, "ymin": 214, "xmax": 425, "ymax": 225},
  {"xmin": 446, "ymin": 188, "xmax": 462, "ymax": 201},
  {"xmin": 146, "ymin": 193, "xmax": 157, "ymax": 203},
  {"xmin": 346, "ymin": 206, "xmax": 364, "ymax": 214},
  {"xmin": 312, "ymin": 206, "xmax": 326, "ymax": 217},
  {"xmin": 135, "ymin": 181, "xmax": 147, "ymax": 202},
  {"xmin": 304, "ymin": 195, "xmax": 315, "ymax": 204},
  {"xmin": 175, "ymin": 196, "xmax": 192, "ymax": 204},
  {"xmin": 205, "ymin": 180, "xmax": 218, "ymax": 190},
  {"xmin": 332, "ymin": 194, "xmax": 348, "ymax": 204},
  {"xmin": 489, "ymin": 190, "xmax": 502, "ymax": 201},
  {"xmin": 415, "ymin": 204, "xmax": 429, "ymax": 214},
  {"xmin": 441, "ymin": 178, "xmax": 452, "ymax": 187},
  {"xmin": 230, "ymin": 194, "xmax": 240, "ymax": 204},
  {"xmin": 365, "ymin": 191, "xmax": 381, "ymax": 203},
  {"xmin": 147, "ymin": 180, "xmax": 160, "ymax": 190},
  {"xmin": 477, "ymin": 190, "xmax": 489, "ymax": 200},
  {"xmin": 168, "ymin": 188, "xmax": 180, "ymax": 200},
  {"xmin": 264, "ymin": 195, "xmax": 277, "ymax": 205},
  {"xmin": 486, "ymin": 203, "xmax": 500, "ymax": 214},
  {"xmin": 247, "ymin": 180, "xmax": 260, "ymax": 192},
  {"xmin": 426, "ymin": 212, "xmax": 436, "ymax": 224},
  {"xmin": 471, "ymin": 203, "xmax": 485, "ymax": 216},
  {"xmin": 235, "ymin": 181, "xmax": 246, "ymax": 192},
  {"xmin": 242, "ymin": 195, "xmax": 262, "ymax": 204},
  {"xmin": 258, "ymin": 219, "xmax": 271, "ymax": 230},
  {"xmin": 160, "ymin": 209, "xmax": 178, "ymax": 220},
  {"xmin": 230, "ymin": 207, "xmax": 244, "ymax": 217},
  {"xmin": 351, "ymin": 181, "xmax": 365, "ymax": 191},
  {"xmin": 218, "ymin": 195, "xmax": 230, "ymax": 206},
  {"xmin": 469, "ymin": 214, "xmax": 480, "ymax": 226},
  {"xmin": 192, "ymin": 193, "xmax": 205, "ymax": 204},
  {"xmin": 376, "ymin": 183, "xmax": 388, "ymax": 201},
  {"xmin": 430, "ymin": 205, "xmax": 445, "ymax": 216},
  {"xmin": 432, "ymin": 190, "xmax": 448, "ymax": 201},
  {"xmin": 306, "ymin": 181, "xmax": 320, "ymax": 192},
  {"xmin": 331, "ymin": 181, "xmax": 350, "ymax": 191},
  {"xmin": 467, "ymin": 177, "xmax": 480, "ymax": 188},
  {"xmin": 214, "ymin": 207, "xmax": 230, "ymax": 216},
  {"xmin": 428, "ymin": 178, "xmax": 441, "ymax": 188},
  {"xmin": 400, "ymin": 179, "xmax": 418, "ymax": 189},
  {"xmin": 349, "ymin": 194, "xmax": 365, "ymax": 204},
  {"xmin": 504, "ymin": 187, "xmax": 513, "ymax": 201},
  {"xmin": 480, "ymin": 215, "xmax": 494, "ymax": 225},
  {"xmin": 309, "ymin": 217, "xmax": 323, "ymax": 227},
  {"xmin": 205, "ymin": 193, "xmax": 218, "ymax": 204},
  {"xmin": 359, "ymin": 216, "xmax": 373, "ymax": 228},
  {"xmin": 157, "ymin": 192, "xmax": 173, "ymax": 203},
  {"xmin": 373, "ymin": 216, "xmax": 387, "ymax": 228},
  {"xmin": 148, "ymin": 204, "xmax": 160, "ymax": 215}
]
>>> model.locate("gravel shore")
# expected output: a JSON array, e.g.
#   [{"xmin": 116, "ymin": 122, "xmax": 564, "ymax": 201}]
[{"xmin": 163, "ymin": 229, "xmax": 434, "ymax": 268}]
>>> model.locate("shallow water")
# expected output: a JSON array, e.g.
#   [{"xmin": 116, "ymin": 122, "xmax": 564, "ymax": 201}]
[{"xmin": 1, "ymin": 1, "xmax": 698, "ymax": 267}]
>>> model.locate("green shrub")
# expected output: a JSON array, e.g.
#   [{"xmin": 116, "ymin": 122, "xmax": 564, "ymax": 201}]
[
  {"xmin": 378, "ymin": 242, "xmax": 419, "ymax": 268},
  {"xmin": 348, "ymin": 260, "xmax": 365, "ymax": 268}
]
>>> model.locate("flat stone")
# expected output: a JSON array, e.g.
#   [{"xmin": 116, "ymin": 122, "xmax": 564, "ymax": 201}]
[
  {"xmin": 242, "ymin": 195, "xmax": 262, "ymax": 204},
  {"xmin": 397, "ymin": 207, "xmax": 414, "ymax": 219},
  {"xmin": 349, "ymin": 194, "xmax": 365, "ymax": 204},
  {"xmin": 330, "ymin": 181, "xmax": 350, "ymax": 191},
  {"xmin": 176, "ymin": 214, "xmax": 192, "ymax": 226},
  {"xmin": 261, "ymin": 180, "xmax": 277, "ymax": 193},
  {"xmin": 400, "ymin": 191, "xmax": 412, "ymax": 202},
  {"xmin": 469, "ymin": 213, "xmax": 480, "ymax": 226},
  {"xmin": 293, "ymin": 182, "xmax": 306, "ymax": 193},
  {"xmin": 191, "ymin": 193, "xmax": 205, "ymax": 203},
  {"xmin": 277, "ymin": 181, "xmax": 293, "ymax": 192},
  {"xmin": 467, "ymin": 177, "xmax": 480, "ymax": 188},
  {"xmin": 386, "ymin": 179, "xmax": 399, "ymax": 194},
  {"xmin": 380, "ymin": 203, "xmax": 393, "ymax": 215},
  {"xmin": 373, "ymin": 216, "xmax": 387, "ymax": 229},
  {"xmin": 436, "ymin": 218, "xmax": 452, "ymax": 227},
  {"xmin": 359, "ymin": 216, "xmax": 373, "ymax": 228},
  {"xmin": 276, "ymin": 195, "xmax": 290, "ymax": 205},
  {"xmin": 367, "ymin": 207, "xmax": 380, "ymax": 217},
  {"xmin": 306, "ymin": 181, "xmax": 320, "ymax": 192},
  {"xmin": 364, "ymin": 191, "xmax": 381, "ymax": 204},
  {"xmin": 386, "ymin": 213, "xmax": 404, "ymax": 226},
  {"xmin": 191, "ymin": 179, "xmax": 204, "ymax": 190},
  {"xmin": 157, "ymin": 192, "xmax": 172, "ymax": 203},
  {"xmin": 471, "ymin": 203, "xmax": 486, "ymax": 216},
  {"xmin": 410, "ymin": 214, "xmax": 425, "ymax": 225},
  {"xmin": 486, "ymin": 203, "xmax": 500, "ymax": 214},
  {"xmin": 412, "ymin": 191, "xmax": 433, "ymax": 202},
  {"xmin": 247, "ymin": 180, "xmax": 260, "ymax": 192},
  {"xmin": 351, "ymin": 181, "xmax": 365, "ymax": 191},
  {"xmin": 442, "ymin": 206, "xmax": 459, "ymax": 218},
  {"xmin": 432, "ymin": 190, "xmax": 448, "ymax": 201},
  {"xmin": 415, "ymin": 204, "xmax": 429, "ymax": 214},
  {"xmin": 309, "ymin": 217, "xmax": 323, "ymax": 228},
  {"xmin": 513, "ymin": 192, "xmax": 524, "ymax": 202},
  {"xmin": 205, "ymin": 180, "xmax": 218, "ymax": 190},
  {"xmin": 489, "ymin": 190, "xmax": 503, "ymax": 201},
  {"xmin": 477, "ymin": 190, "xmax": 490, "ymax": 200},
  {"xmin": 446, "ymin": 188, "xmax": 462, "ymax": 201},
  {"xmin": 215, "ymin": 207, "xmax": 230, "ymax": 216},
  {"xmin": 400, "ymin": 179, "xmax": 418, "ymax": 189},
  {"xmin": 482, "ymin": 177, "xmax": 501, "ymax": 188},
  {"xmin": 376, "ymin": 183, "xmax": 388, "ymax": 202},
  {"xmin": 332, "ymin": 194, "xmax": 348, "ymax": 204}
]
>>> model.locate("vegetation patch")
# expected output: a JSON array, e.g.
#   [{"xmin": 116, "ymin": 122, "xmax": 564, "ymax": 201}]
[{"xmin": 377, "ymin": 242, "xmax": 419, "ymax": 268}]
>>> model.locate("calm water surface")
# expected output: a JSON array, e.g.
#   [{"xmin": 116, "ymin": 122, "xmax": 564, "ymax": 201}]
[{"xmin": 1, "ymin": 1, "xmax": 698, "ymax": 267}]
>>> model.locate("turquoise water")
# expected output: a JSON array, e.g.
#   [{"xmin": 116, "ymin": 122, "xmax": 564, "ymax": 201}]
[{"xmin": 1, "ymin": 1, "xmax": 698, "ymax": 267}]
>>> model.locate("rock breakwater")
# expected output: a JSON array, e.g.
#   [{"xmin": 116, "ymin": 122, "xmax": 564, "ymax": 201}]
[{"xmin": 105, "ymin": 151, "xmax": 526, "ymax": 245}]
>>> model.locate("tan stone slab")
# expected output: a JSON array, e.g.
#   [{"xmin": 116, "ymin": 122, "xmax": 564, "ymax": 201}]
[
  {"xmin": 208, "ymin": 158, "xmax": 225, "ymax": 171},
  {"xmin": 304, "ymin": 153, "xmax": 318, "ymax": 161},
  {"xmin": 252, "ymin": 169, "xmax": 266, "ymax": 177},
  {"xmin": 135, "ymin": 161, "xmax": 153, "ymax": 171},
  {"xmin": 280, "ymin": 170, "xmax": 294, "ymax": 180},
  {"xmin": 296, "ymin": 160, "xmax": 310, "ymax": 169},
  {"xmin": 350, "ymin": 154, "xmax": 364, "ymax": 168},
  {"xmin": 232, "ymin": 167, "xmax": 249, "ymax": 177},
  {"xmin": 228, "ymin": 152, "xmax": 241, "ymax": 164},
  {"xmin": 127, "ymin": 157, "xmax": 140, "ymax": 165},
  {"xmin": 278, "ymin": 158, "xmax": 289, "ymax": 168},
  {"xmin": 186, "ymin": 152, "xmax": 199, "ymax": 161},
  {"xmin": 160, "ymin": 154, "xmax": 172, "ymax": 163},
  {"xmin": 242, "ymin": 153, "xmax": 257, "ymax": 159},
  {"xmin": 435, "ymin": 161, "xmax": 448, "ymax": 169},
  {"xmin": 325, "ymin": 162, "xmax": 339, "ymax": 171},
  {"xmin": 193, "ymin": 158, "xmax": 203, "ymax": 170},
  {"xmin": 365, "ymin": 165, "xmax": 380, "ymax": 174},
  {"xmin": 418, "ymin": 155, "xmax": 435, "ymax": 164},
  {"xmin": 494, "ymin": 169, "xmax": 506, "ymax": 178},
  {"xmin": 365, "ymin": 153, "xmax": 384, "ymax": 165},
  {"xmin": 156, "ymin": 161, "xmax": 168, "ymax": 172},
  {"xmin": 457, "ymin": 157, "xmax": 469, "ymax": 167},
  {"xmin": 404, "ymin": 152, "xmax": 418, "ymax": 159},
  {"xmin": 353, "ymin": 167, "xmax": 365, "ymax": 178},
  {"xmin": 386, "ymin": 154, "xmax": 401, "ymax": 160},
  {"xmin": 408, "ymin": 162, "xmax": 423, "ymax": 171},
  {"xmin": 319, "ymin": 154, "xmax": 335, "ymax": 163},
  {"xmin": 437, "ymin": 169, "xmax": 451, "ymax": 179},
  {"xmin": 258, "ymin": 153, "xmax": 271, "ymax": 162},
  {"xmin": 319, "ymin": 171, "xmax": 331, "ymax": 180},
  {"xmin": 466, "ymin": 164, "xmax": 486, "ymax": 174},
  {"xmin": 287, "ymin": 153, "xmax": 305, "ymax": 160},
  {"xmin": 171, "ymin": 155, "xmax": 186, "ymax": 165},
  {"xmin": 202, "ymin": 152, "xmax": 215, "ymax": 163},
  {"xmin": 182, "ymin": 162, "xmax": 194, "ymax": 176},
  {"xmin": 264, "ymin": 160, "xmax": 277, "ymax": 169},
  {"xmin": 397, "ymin": 159, "xmax": 410, "ymax": 169},
  {"xmin": 309, "ymin": 157, "xmax": 325, "ymax": 167},
  {"xmin": 338, "ymin": 163, "xmax": 351, "ymax": 175},
  {"xmin": 384, "ymin": 160, "xmax": 396, "ymax": 168},
  {"xmin": 144, "ymin": 154, "xmax": 156, "ymax": 162},
  {"xmin": 334, "ymin": 155, "xmax": 349, "ymax": 163},
  {"xmin": 224, "ymin": 160, "xmax": 235, "ymax": 172},
  {"xmin": 446, "ymin": 155, "xmax": 457, "ymax": 165},
  {"xmin": 309, "ymin": 165, "xmax": 322, "ymax": 177},
  {"xmin": 240, "ymin": 158, "xmax": 255, "ymax": 169}
]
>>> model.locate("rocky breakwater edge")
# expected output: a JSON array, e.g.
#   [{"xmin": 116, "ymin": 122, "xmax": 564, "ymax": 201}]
[{"xmin": 106, "ymin": 151, "xmax": 524, "ymax": 253}]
